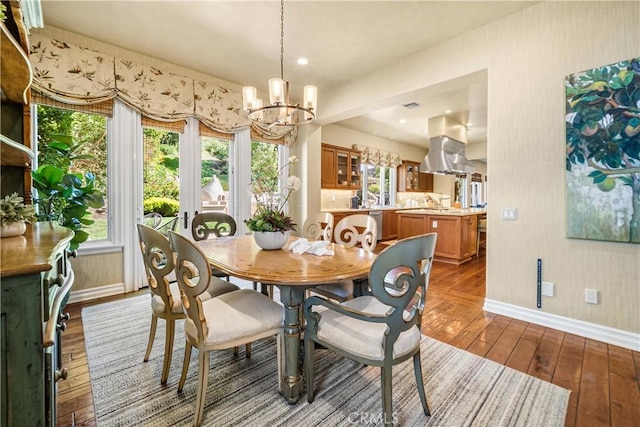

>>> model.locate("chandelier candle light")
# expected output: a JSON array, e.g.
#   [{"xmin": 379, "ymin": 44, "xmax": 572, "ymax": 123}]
[{"xmin": 242, "ymin": 0, "xmax": 317, "ymax": 127}]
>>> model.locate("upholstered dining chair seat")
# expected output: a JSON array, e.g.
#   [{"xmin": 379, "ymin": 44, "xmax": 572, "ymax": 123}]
[
  {"xmin": 184, "ymin": 289, "xmax": 283, "ymax": 345},
  {"xmin": 314, "ymin": 296, "xmax": 421, "ymax": 361},
  {"xmin": 150, "ymin": 279, "xmax": 240, "ymax": 316}
]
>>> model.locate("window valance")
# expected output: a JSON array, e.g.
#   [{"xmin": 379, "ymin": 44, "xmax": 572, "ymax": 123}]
[
  {"xmin": 352, "ymin": 144, "xmax": 402, "ymax": 168},
  {"xmin": 29, "ymin": 33, "xmax": 296, "ymax": 144}
]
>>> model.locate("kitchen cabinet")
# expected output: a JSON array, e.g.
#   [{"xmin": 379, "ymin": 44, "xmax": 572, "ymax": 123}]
[
  {"xmin": 396, "ymin": 211, "xmax": 479, "ymax": 264},
  {"xmin": 1, "ymin": 223, "xmax": 74, "ymax": 427},
  {"xmin": 397, "ymin": 161, "xmax": 433, "ymax": 192},
  {"xmin": 382, "ymin": 210, "xmax": 398, "ymax": 240},
  {"xmin": 321, "ymin": 145, "xmax": 337, "ymax": 188},
  {"xmin": 321, "ymin": 143, "xmax": 361, "ymax": 189}
]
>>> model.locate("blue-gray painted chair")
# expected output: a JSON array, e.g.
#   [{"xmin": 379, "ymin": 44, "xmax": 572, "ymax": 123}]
[
  {"xmin": 191, "ymin": 212, "xmax": 237, "ymax": 282},
  {"xmin": 168, "ymin": 231, "xmax": 283, "ymax": 426},
  {"xmin": 136, "ymin": 224, "xmax": 239, "ymax": 384},
  {"xmin": 304, "ymin": 233, "xmax": 437, "ymax": 425}
]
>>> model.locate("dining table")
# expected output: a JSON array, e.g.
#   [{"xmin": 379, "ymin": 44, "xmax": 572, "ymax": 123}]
[{"xmin": 195, "ymin": 234, "xmax": 376, "ymax": 404}]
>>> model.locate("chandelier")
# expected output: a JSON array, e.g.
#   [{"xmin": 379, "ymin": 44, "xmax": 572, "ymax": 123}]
[{"xmin": 242, "ymin": 0, "xmax": 317, "ymax": 127}]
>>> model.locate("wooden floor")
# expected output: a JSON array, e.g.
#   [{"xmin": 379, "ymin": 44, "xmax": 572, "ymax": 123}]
[{"xmin": 57, "ymin": 249, "xmax": 640, "ymax": 427}]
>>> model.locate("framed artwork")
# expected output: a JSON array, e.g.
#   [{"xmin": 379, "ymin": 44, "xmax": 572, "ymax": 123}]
[{"xmin": 565, "ymin": 57, "xmax": 640, "ymax": 243}]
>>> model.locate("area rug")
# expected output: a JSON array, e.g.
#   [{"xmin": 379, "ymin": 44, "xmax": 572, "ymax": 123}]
[{"xmin": 83, "ymin": 294, "xmax": 570, "ymax": 426}]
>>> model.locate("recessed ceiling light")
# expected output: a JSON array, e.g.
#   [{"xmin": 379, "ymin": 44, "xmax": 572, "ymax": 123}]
[
  {"xmin": 297, "ymin": 58, "xmax": 308, "ymax": 65},
  {"xmin": 445, "ymin": 109, "xmax": 452, "ymax": 114},
  {"xmin": 467, "ymin": 122, "xmax": 472, "ymax": 127},
  {"xmin": 389, "ymin": 136, "xmax": 395, "ymax": 140},
  {"xmin": 399, "ymin": 119, "xmax": 407, "ymax": 124}
]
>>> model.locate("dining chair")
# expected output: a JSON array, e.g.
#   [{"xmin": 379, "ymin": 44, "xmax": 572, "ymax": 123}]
[
  {"xmin": 168, "ymin": 231, "xmax": 283, "ymax": 427},
  {"xmin": 303, "ymin": 232, "xmax": 437, "ymax": 425},
  {"xmin": 191, "ymin": 212, "xmax": 238, "ymax": 282},
  {"xmin": 307, "ymin": 213, "xmax": 377, "ymax": 302},
  {"xmin": 136, "ymin": 224, "xmax": 240, "ymax": 384},
  {"xmin": 302, "ymin": 212, "xmax": 334, "ymax": 242}
]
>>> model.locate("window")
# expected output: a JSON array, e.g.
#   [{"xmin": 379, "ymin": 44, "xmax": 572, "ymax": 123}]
[
  {"xmin": 361, "ymin": 164, "xmax": 395, "ymax": 208},
  {"xmin": 34, "ymin": 105, "xmax": 110, "ymax": 243},
  {"xmin": 200, "ymin": 135, "xmax": 231, "ymax": 214},
  {"xmin": 250, "ymin": 140, "xmax": 282, "ymax": 215}
]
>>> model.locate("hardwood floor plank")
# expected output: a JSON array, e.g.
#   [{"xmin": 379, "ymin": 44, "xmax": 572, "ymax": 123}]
[
  {"xmin": 527, "ymin": 328, "xmax": 564, "ymax": 382},
  {"xmin": 609, "ymin": 371, "xmax": 640, "ymax": 426},
  {"xmin": 576, "ymin": 339, "xmax": 611, "ymax": 427},
  {"xmin": 485, "ymin": 318, "xmax": 527, "ymax": 364}
]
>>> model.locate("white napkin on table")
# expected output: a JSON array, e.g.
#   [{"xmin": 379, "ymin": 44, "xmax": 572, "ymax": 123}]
[{"xmin": 287, "ymin": 238, "xmax": 335, "ymax": 256}]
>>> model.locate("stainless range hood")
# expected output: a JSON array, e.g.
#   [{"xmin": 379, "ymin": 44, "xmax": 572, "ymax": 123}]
[
  {"xmin": 420, "ymin": 136, "xmax": 474, "ymax": 174},
  {"xmin": 420, "ymin": 115, "xmax": 474, "ymax": 175}
]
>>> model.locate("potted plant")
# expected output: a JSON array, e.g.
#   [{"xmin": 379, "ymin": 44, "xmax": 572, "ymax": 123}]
[
  {"xmin": 245, "ymin": 156, "xmax": 300, "ymax": 250},
  {"xmin": 0, "ymin": 193, "xmax": 36, "ymax": 237},
  {"xmin": 32, "ymin": 134, "xmax": 105, "ymax": 250}
]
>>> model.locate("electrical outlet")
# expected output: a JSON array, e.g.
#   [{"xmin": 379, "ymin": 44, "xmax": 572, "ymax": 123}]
[
  {"xmin": 541, "ymin": 281, "xmax": 555, "ymax": 297},
  {"xmin": 432, "ymin": 220, "xmax": 438, "ymax": 229},
  {"xmin": 585, "ymin": 288, "xmax": 599, "ymax": 304}
]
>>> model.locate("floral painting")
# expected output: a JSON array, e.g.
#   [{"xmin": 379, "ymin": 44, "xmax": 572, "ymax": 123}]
[{"xmin": 565, "ymin": 57, "xmax": 640, "ymax": 243}]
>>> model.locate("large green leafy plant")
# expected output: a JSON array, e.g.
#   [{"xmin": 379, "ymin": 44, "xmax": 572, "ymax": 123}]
[{"xmin": 32, "ymin": 135, "xmax": 105, "ymax": 250}]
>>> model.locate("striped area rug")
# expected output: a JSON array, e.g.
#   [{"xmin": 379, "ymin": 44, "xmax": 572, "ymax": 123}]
[{"xmin": 83, "ymin": 294, "xmax": 570, "ymax": 426}]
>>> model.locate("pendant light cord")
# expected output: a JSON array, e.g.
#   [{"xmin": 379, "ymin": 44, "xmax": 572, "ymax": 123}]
[{"xmin": 280, "ymin": 0, "xmax": 285, "ymax": 81}]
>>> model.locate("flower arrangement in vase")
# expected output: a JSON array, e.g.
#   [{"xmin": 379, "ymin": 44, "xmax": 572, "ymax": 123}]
[
  {"xmin": 245, "ymin": 156, "xmax": 300, "ymax": 249},
  {"xmin": 0, "ymin": 193, "xmax": 36, "ymax": 237}
]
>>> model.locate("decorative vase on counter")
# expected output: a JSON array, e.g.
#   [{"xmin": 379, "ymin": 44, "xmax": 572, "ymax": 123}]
[
  {"xmin": 1, "ymin": 220, "xmax": 26, "ymax": 238},
  {"xmin": 253, "ymin": 230, "xmax": 290, "ymax": 250}
]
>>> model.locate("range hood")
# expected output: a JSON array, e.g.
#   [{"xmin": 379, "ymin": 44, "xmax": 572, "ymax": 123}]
[
  {"xmin": 420, "ymin": 136, "xmax": 475, "ymax": 175},
  {"xmin": 420, "ymin": 115, "xmax": 474, "ymax": 175}
]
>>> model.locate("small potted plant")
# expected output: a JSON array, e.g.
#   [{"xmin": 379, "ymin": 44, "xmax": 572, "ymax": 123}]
[
  {"xmin": 245, "ymin": 156, "xmax": 300, "ymax": 250},
  {"xmin": 0, "ymin": 193, "xmax": 36, "ymax": 237}
]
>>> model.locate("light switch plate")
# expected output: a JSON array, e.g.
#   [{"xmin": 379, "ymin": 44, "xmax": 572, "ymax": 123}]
[
  {"xmin": 541, "ymin": 281, "xmax": 555, "ymax": 297},
  {"xmin": 501, "ymin": 208, "xmax": 518, "ymax": 220}
]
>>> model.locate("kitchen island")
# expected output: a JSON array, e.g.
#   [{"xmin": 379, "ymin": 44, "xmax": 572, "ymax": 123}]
[{"xmin": 397, "ymin": 208, "xmax": 486, "ymax": 264}]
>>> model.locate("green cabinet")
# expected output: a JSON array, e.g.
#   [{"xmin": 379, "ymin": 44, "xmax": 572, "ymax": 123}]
[{"xmin": 1, "ymin": 223, "xmax": 74, "ymax": 427}]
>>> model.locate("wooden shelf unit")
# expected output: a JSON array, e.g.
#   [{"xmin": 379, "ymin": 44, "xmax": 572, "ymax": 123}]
[{"xmin": 397, "ymin": 161, "xmax": 433, "ymax": 192}]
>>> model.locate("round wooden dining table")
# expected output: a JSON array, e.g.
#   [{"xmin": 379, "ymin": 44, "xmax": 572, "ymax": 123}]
[{"xmin": 195, "ymin": 234, "xmax": 376, "ymax": 404}]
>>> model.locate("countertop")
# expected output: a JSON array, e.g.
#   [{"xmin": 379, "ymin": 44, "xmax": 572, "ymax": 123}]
[
  {"xmin": 323, "ymin": 206, "xmax": 428, "ymax": 213},
  {"xmin": 323, "ymin": 207, "xmax": 487, "ymax": 215},
  {"xmin": 397, "ymin": 208, "xmax": 487, "ymax": 217}
]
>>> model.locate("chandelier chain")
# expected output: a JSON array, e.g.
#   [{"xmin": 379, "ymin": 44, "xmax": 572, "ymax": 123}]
[{"xmin": 280, "ymin": 0, "xmax": 284, "ymax": 81}]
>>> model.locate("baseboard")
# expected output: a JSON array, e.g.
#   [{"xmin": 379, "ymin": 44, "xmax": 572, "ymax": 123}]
[
  {"xmin": 483, "ymin": 299, "xmax": 640, "ymax": 352},
  {"xmin": 67, "ymin": 283, "xmax": 126, "ymax": 305}
]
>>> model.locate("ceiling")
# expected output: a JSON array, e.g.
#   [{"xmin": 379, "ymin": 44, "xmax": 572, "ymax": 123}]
[{"xmin": 39, "ymin": 1, "xmax": 538, "ymax": 149}]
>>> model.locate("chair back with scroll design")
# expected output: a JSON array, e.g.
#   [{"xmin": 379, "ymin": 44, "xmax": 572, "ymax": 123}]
[
  {"xmin": 333, "ymin": 214, "xmax": 377, "ymax": 252},
  {"xmin": 136, "ymin": 223, "xmax": 184, "ymax": 384},
  {"xmin": 307, "ymin": 214, "xmax": 377, "ymax": 302},
  {"xmin": 302, "ymin": 212, "xmax": 334, "ymax": 242},
  {"xmin": 168, "ymin": 231, "xmax": 283, "ymax": 426},
  {"xmin": 303, "ymin": 233, "xmax": 437, "ymax": 425},
  {"xmin": 191, "ymin": 212, "xmax": 237, "ymax": 241}
]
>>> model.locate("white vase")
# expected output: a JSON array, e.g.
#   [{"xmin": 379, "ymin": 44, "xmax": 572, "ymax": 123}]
[
  {"xmin": 253, "ymin": 230, "xmax": 290, "ymax": 250},
  {"xmin": 1, "ymin": 221, "xmax": 26, "ymax": 238}
]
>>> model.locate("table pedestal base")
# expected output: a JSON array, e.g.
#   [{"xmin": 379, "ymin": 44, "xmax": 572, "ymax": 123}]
[{"xmin": 278, "ymin": 285, "xmax": 305, "ymax": 404}]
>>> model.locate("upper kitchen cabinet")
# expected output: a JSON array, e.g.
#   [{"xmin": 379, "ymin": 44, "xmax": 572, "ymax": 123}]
[
  {"xmin": 321, "ymin": 143, "xmax": 361, "ymax": 190},
  {"xmin": 397, "ymin": 161, "xmax": 433, "ymax": 192}
]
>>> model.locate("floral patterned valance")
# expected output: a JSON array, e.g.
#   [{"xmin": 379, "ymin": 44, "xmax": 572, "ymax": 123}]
[
  {"xmin": 352, "ymin": 145, "xmax": 402, "ymax": 168},
  {"xmin": 29, "ymin": 33, "xmax": 296, "ymax": 143}
]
